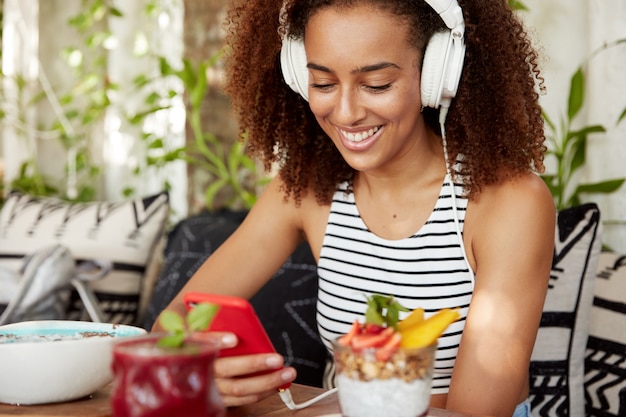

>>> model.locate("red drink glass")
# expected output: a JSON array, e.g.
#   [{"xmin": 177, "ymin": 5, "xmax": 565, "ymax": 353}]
[{"xmin": 110, "ymin": 334, "xmax": 225, "ymax": 417}]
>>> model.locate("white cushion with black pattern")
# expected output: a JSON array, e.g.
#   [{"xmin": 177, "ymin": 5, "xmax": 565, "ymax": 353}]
[
  {"xmin": 529, "ymin": 203, "xmax": 601, "ymax": 417},
  {"xmin": 0, "ymin": 192, "xmax": 169, "ymax": 325},
  {"xmin": 584, "ymin": 252, "xmax": 626, "ymax": 417}
]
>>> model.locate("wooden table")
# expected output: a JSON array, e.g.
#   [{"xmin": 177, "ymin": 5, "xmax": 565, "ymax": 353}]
[{"xmin": 0, "ymin": 384, "xmax": 480, "ymax": 417}]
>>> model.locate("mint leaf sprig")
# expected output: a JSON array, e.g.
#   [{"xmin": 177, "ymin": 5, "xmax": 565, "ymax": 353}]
[
  {"xmin": 364, "ymin": 294, "xmax": 410, "ymax": 329},
  {"xmin": 156, "ymin": 302, "xmax": 219, "ymax": 348}
]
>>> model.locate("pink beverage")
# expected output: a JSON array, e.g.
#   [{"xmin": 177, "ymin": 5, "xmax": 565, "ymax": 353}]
[{"xmin": 111, "ymin": 334, "xmax": 225, "ymax": 417}]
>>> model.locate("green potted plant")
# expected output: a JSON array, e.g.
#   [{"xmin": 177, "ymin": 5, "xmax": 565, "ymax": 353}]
[
  {"xmin": 151, "ymin": 54, "xmax": 268, "ymax": 212},
  {"xmin": 541, "ymin": 40, "xmax": 626, "ymax": 210},
  {"xmin": 0, "ymin": 1, "xmax": 185, "ymax": 205}
]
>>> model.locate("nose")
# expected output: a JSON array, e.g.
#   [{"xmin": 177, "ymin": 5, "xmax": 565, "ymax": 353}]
[{"xmin": 333, "ymin": 86, "xmax": 366, "ymax": 126}]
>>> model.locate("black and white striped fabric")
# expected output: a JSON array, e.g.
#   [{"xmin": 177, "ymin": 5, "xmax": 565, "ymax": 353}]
[
  {"xmin": 316, "ymin": 175, "xmax": 472, "ymax": 393},
  {"xmin": 530, "ymin": 203, "xmax": 601, "ymax": 417},
  {"xmin": 0, "ymin": 191, "xmax": 169, "ymax": 326},
  {"xmin": 584, "ymin": 252, "xmax": 626, "ymax": 417}
]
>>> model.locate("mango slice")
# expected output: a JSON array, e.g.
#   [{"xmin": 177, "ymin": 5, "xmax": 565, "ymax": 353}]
[
  {"xmin": 399, "ymin": 308, "xmax": 461, "ymax": 348},
  {"xmin": 397, "ymin": 307, "xmax": 424, "ymax": 332}
]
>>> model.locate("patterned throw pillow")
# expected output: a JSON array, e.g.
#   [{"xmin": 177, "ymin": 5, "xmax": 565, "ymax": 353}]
[
  {"xmin": 529, "ymin": 203, "xmax": 602, "ymax": 417},
  {"xmin": 0, "ymin": 192, "xmax": 169, "ymax": 326},
  {"xmin": 585, "ymin": 252, "xmax": 626, "ymax": 417}
]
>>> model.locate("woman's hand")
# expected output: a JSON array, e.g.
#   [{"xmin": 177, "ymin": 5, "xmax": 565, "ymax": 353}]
[{"xmin": 192, "ymin": 331, "xmax": 297, "ymax": 407}]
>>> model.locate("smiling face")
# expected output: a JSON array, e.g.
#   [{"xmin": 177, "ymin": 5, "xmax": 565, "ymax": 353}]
[{"xmin": 305, "ymin": 4, "xmax": 435, "ymax": 175}]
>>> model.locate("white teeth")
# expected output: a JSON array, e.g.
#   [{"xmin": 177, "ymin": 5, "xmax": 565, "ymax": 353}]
[{"xmin": 342, "ymin": 126, "xmax": 380, "ymax": 143}]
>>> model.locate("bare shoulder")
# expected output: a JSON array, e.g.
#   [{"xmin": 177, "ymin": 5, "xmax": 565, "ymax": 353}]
[
  {"xmin": 295, "ymin": 180, "xmax": 333, "ymax": 260},
  {"xmin": 464, "ymin": 172, "xmax": 556, "ymax": 268},
  {"xmin": 469, "ymin": 172, "xmax": 555, "ymax": 227},
  {"xmin": 246, "ymin": 175, "xmax": 330, "ymax": 259}
]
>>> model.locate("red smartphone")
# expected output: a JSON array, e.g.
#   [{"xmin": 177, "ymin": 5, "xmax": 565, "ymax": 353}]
[
  {"xmin": 183, "ymin": 292, "xmax": 278, "ymax": 358},
  {"xmin": 184, "ymin": 292, "xmax": 291, "ymax": 389}
]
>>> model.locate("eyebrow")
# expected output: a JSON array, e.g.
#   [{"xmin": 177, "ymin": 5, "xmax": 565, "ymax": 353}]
[{"xmin": 307, "ymin": 62, "xmax": 400, "ymax": 74}]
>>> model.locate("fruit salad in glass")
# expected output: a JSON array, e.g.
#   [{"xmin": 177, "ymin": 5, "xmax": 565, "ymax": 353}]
[{"xmin": 332, "ymin": 295, "xmax": 460, "ymax": 417}]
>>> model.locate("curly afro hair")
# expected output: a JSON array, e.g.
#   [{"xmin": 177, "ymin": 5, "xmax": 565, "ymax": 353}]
[{"xmin": 222, "ymin": 0, "xmax": 546, "ymax": 205}]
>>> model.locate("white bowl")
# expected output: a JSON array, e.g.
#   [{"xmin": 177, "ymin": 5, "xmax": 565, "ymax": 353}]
[{"xmin": 0, "ymin": 320, "xmax": 147, "ymax": 405}]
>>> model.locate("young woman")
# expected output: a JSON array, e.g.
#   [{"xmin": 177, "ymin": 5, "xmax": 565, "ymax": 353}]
[{"xmin": 156, "ymin": 1, "xmax": 555, "ymax": 416}]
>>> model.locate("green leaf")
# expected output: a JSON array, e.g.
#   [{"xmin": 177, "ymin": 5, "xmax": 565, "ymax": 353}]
[
  {"xmin": 363, "ymin": 294, "xmax": 409, "ymax": 328},
  {"xmin": 187, "ymin": 302, "xmax": 219, "ymax": 332},
  {"xmin": 541, "ymin": 110, "xmax": 556, "ymax": 134},
  {"xmin": 159, "ymin": 57, "xmax": 176, "ymax": 77},
  {"xmin": 364, "ymin": 308, "xmax": 384, "ymax": 326},
  {"xmin": 386, "ymin": 304, "xmax": 401, "ymax": 327},
  {"xmin": 568, "ymin": 135, "xmax": 586, "ymax": 176},
  {"xmin": 158, "ymin": 310, "xmax": 185, "ymax": 333},
  {"xmin": 145, "ymin": 92, "xmax": 161, "ymax": 105},
  {"xmin": 575, "ymin": 178, "xmax": 625, "ymax": 194},
  {"xmin": 508, "ymin": 0, "xmax": 529, "ymax": 11},
  {"xmin": 156, "ymin": 303, "xmax": 219, "ymax": 348},
  {"xmin": 109, "ymin": 7, "xmax": 124, "ymax": 18},
  {"xmin": 239, "ymin": 155, "xmax": 257, "ymax": 172},
  {"xmin": 566, "ymin": 125, "xmax": 605, "ymax": 140},
  {"xmin": 190, "ymin": 61, "xmax": 208, "ymax": 109},
  {"xmin": 132, "ymin": 74, "xmax": 150, "ymax": 88},
  {"xmin": 204, "ymin": 178, "xmax": 228, "ymax": 210},
  {"xmin": 181, "ymin": 58, "xmax": 197, "ymax": 89},
  {"xmin": 207, "ymin": 49, "xmax": 224, "ymax": 67},
  {"xmin": 567, "ymin": 67, "xmax": 585, "ymax": 122},
  {"xmin": 618, "ymin": 107, "xmax": 626, "ymax": 125},
  {"xmin": 156, "ymin": 332, "xmax": 185, "ymax": 348}
]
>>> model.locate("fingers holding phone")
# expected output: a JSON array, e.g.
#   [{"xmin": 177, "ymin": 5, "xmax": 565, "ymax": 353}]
[
  {"xmin": 189, "ymin": 329, "xmax": 297, "ymax": 407},
  {"xmin": 184, "ymin": 292, "xmax": 298, "ymax": 406},
  {"xmin": 213, "ymin": 353, "xmax": 297, "ymax": 407},
  {"xmin": 190, "ymin": 330, "xmax": 238, "ymax": 349}
]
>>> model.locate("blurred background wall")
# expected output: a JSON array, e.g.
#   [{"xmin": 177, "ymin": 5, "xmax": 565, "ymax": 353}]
[{"xmin": 1, "ymin": 0, "xmax": 625, "ymax": 250}]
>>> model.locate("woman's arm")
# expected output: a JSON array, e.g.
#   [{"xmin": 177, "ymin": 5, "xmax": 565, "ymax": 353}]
[
  {"xmin": 155, "ymin": 176, "xmax": 305, "ymax": 320},
  {"xmin": 446, "ymin": 173, "xmax": 555, "ymax": 417},
  {"xmin": 153, "ymin": 176, "xmax": 307, "ymax": 406}
]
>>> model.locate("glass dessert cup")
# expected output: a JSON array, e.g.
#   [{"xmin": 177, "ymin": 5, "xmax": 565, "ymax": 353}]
[
  {"xmin": 110, "ymin": 334, "xmax": 225, "ymax": 417},
  {"xmin": 332, "ymin": 339, "xmax": 436, "ymax": 417}
]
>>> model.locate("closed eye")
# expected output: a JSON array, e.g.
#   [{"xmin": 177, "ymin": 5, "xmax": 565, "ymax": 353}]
[
  {"xmin": 366, "ymin": 83, "xmax": 392, "ymax": 93},
  {"xmin": 310, "ymin": 83, "xmax": 392, "ymax": 92},
  {"xmin": 310, "ymin": 83, "xmax": 336, "ymax": 92}
]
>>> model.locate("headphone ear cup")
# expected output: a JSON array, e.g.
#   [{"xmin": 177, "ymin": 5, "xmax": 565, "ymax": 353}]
[
  {"xmin": 420, "ymin": 31, "xmax": 450, "ymax": 109},
  {"xmin": 280, "ymin": 37, "xmax": 309, "ymax": 101}
]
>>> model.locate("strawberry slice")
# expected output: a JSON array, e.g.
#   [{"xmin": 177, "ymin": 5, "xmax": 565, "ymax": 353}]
[
  {"xmin": 375, "ymin": 331, "xmax": 402, "ymax": 361},
  {"xmin": 337, "ymin": 320, "xmax": 361, "ymax": 346},
  {"xmin": 364, "ymin": 323, "xmax": 385, "ymax": 334},
  {"xmin": 351, "ymin": 327, "xmax": 395, "ymax": 349}
]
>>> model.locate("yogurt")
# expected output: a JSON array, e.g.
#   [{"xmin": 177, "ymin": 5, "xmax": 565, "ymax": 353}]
[{"xmin": 337, "ymin": 374, "xmax": 431, "ymax": 417}]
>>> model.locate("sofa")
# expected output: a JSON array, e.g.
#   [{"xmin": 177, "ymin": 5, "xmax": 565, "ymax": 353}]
[{"xmin": 142, "ymin": 203, "xmax": 626, "ymax": 417}]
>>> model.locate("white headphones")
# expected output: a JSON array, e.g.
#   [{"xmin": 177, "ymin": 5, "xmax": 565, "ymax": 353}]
[{"xmin": 280, "ymin": 0, "xmax": 466, "ymax": 109}]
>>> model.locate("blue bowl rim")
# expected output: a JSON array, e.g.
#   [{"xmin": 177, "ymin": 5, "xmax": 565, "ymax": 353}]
[{"xmin": 0, "ymin": 320, "xmax": 147, "ymax": 346}]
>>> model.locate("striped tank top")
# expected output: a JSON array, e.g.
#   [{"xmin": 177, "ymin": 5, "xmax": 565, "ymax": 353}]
[{"xmin": 316, "ymin": 174, "xmax": 474, "ymax": 394}]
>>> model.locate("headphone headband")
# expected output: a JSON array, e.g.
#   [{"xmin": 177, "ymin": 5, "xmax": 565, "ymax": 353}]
[{"xmin": 423, "ymin": 0, "xmax": 465, "ymax": 31}]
